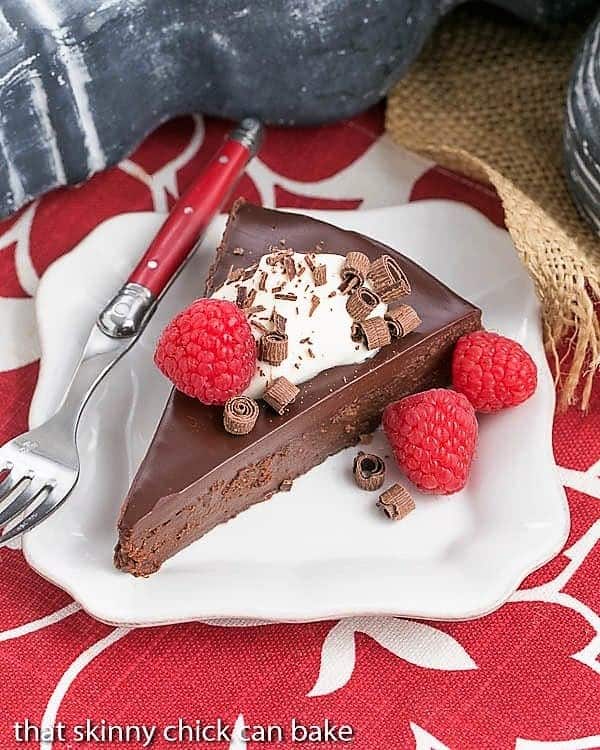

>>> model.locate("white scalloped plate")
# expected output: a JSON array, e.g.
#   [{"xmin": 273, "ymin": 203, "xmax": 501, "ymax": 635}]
[{"xmin": 23, "ymin": 202, "xmax": 569, "ymax": 625}]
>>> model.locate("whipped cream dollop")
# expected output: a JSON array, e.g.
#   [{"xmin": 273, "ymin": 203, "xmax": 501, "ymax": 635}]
[{"xmin": 211, "ymin": 251, "xmax": 388, "ymax": 399}]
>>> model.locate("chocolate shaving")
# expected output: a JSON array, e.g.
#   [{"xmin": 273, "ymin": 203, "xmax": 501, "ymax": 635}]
[
  {"xmin": 242, "ymin": 264, "xmax": 258, "ymax": 281},
  {"xmin": 235, "ymin": 286, "xmax": 248, "ymax": 307},
  {"xmin": 235, "ymin": 286, "xmax": 248, "ymax": 308},
  {"xmin": 377, "ymin": 483, "xmax": 415, "ymax": 520},
  {"xmin": 251, "ymin": 320, "xmax": 270, "ymax": 335},
  {"xmin": 258, "ymin": 271, "xmax": 268, "ymax": 291},
  {"xmin": 346, "ymin": 287, "xmax": 380, "ymax": 320},
  {"xmin": 263, "ymin": 376, "xmax": 300, "ymax": 415},
  {"xmin": 312, "ymin": 264, "xmax": 327, "ymax": 286},
  {"xmin": 223, "ymin": 396, "xmax": 259, "ymax": 435},
  {"xmin": 305, "ymin": 254, "xmax": 316, "ymax": 271},
  {"xmin": 267, "ymin": 249, "xmax": 293, "ymax": 266},
  {"xmin": 284, "ymin": 256, "xmax": 296, "ymax": 280},
  {"xmin": 275, "ymin": 292, "xmax": 297, "ymax": 301},
  {"xmin": 309, "ymin": 294, "xmax": 320, "ymax": 317},
  {"xmin": 385, "ymin": 304, "xmax": 422, "ymax": 338},
  {"xmin": 259, "ymin": 332, "xmax": 289, "ymax": 365},
  {"xmin": 368, "ymin": 255, "xmax": 411, "ymax": 303},
  {"xmin": 328, "ymin": 290, "xmax": 336, "ymax": 298},
  {"xmin": 245, "ymin": 305, "xmax": 267, "ymax": 316},
  {"xmin": 272, "ymin": 310, "xmax": 287, "ymax": 334},
  {"xmin": 233, "ymin": 247, "xmax": 245, "ymax": 256},
  {"xmin": 227, "ymin": 266, "xmax": 244, "ymax": 283},
  {"xmin": 307, "ymin": 347, "xmax": 315, "ymax": 359},
  {"xmin": 245, "ymin": 289, "xmax": 257, "ymax": 308},
  {"xmin": 279, "ymin": 479, "xmax": 294, "ymax": 492},
  {"xmin": 353, "ymin": 317, "xmax": 391, "ymax": 349},
  {"xmin": 353, "ymin": 451, "xmax": 386, "ymax": 491}
]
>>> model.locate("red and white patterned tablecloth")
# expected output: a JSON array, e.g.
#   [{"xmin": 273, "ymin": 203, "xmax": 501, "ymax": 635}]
[{"xmin": 0, "ymin": 106, "xmax": 599, "ymax": 750}]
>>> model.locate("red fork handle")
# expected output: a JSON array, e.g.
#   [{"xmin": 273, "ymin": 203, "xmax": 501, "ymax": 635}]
[{"xmin": 128, "ymin": 119, "xmax": 263, "ymax": 297}]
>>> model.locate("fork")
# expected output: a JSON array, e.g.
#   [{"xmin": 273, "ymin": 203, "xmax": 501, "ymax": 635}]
[{"xmin": 0, "ymin": 118, "xmax": 264, "ymax": 546}]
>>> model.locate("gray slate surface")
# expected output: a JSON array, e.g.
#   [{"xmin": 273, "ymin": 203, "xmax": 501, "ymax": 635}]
[{"xmin": 0, "ymin": 0, "xmax": 595, "ymax": 217}]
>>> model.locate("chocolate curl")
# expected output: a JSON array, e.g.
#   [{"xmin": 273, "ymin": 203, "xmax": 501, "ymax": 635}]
[
  {"xmin": 368, "ymin": 255, "xmax": 411, "ymax": 303},
  {"xmin": 263, "ymin": 376, "xmax": 300, "ymax": 415},
  {"xmin": 377, "ymin": 483, "xmax": 415, "ymax": 520},
  {"xmin": 385, "ymin": 304, "xmax": 422, "ymax": 338},
  {"xmin": 352, "ymin": 317, "xmax": 391, "ymax": 349},
  {"xmin": 353, "ymin": 451, "xmax": 386, "ymax": 491},
  {"xmin": 259, "ymin": 332, "xmax": 288, "ymax": 365},
  {"xmin": 340, "ymin": 251, "xmax": 370, "ymax": 294},
  {"xmin": 343, "ymin": 251, "xmax": 370, "ymax": 281},
  {"xmin": 346, "ymin": 287, "xmax": 381, "ymax": 320},
  {"xmin": 350, "ymin": 322, "xmax": 363, "ymax": 342},
  {"xmin": 223, "ymin": 396, "xmax": 259, "ymax": 435}
]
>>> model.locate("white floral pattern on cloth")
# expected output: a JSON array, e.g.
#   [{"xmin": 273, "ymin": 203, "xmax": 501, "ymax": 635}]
[{"xmin": 0, "ymin": 109, "xmax": 598, "ymax": 749}]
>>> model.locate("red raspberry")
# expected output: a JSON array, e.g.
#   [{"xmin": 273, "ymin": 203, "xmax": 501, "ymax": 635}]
[
  {"xmin": 154, "ymin": 298, "xmax": 256, "ymax": 405},
  {"xmin": 383, "ymin": 389, "xmax": 477, "ymax": 495},
  {"xmin": 452, "ymin": 331, "xmax": 537, "ymax": 413}
]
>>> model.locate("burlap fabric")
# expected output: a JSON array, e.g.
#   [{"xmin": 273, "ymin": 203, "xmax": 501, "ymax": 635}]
[{"xmin": 386, "ymin": 6, "xmax": 600, "ymax": 410}]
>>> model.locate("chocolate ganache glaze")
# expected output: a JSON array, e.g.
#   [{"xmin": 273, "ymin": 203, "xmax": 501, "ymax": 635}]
[{"xmin": 115, "ymin": 201, "xmax": 481, "ymax": 575}]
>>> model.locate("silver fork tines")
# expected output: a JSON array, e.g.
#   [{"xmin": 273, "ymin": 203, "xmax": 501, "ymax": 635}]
[
  {"xmin": 0, "ymin": 483, "xmax": 56, "ymax": 543},
  {"xmin": 0, "ymin": 469, "xmax": 33, "ymax": 507},
  {"xmin": 0, "ymin": 477, "xmax": 54, "ymax": 531}
]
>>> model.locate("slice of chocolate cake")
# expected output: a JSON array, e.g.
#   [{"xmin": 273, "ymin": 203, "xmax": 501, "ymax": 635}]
[{"xmin": 115, "ymin": 201, "xmax": 481, "ymax": 576}]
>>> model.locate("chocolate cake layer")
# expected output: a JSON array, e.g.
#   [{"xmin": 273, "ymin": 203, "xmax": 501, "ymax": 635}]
[{"xmin": 115, "ymin": 201, "xmax": 481, "ymax": 575}]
